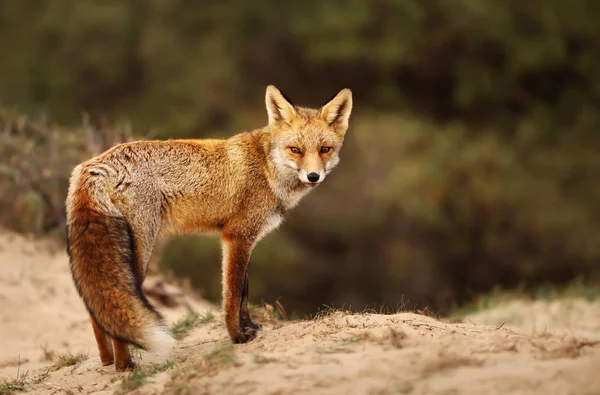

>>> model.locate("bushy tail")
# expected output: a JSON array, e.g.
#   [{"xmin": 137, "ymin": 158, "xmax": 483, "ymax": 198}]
[{"xmin": 66, "ymin": 165, "xmax": 175, "ymax": 353}]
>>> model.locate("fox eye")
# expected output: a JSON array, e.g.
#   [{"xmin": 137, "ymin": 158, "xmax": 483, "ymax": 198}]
[
  {"xmin": 320, "ymin": 146, "xmax": 332, "ymax": 154},
  {"xmin": 290, "ymin": 147, "xmax": 301, "ymax": 154}
]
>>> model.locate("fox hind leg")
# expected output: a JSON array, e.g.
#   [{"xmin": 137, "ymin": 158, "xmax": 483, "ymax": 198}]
[
  {"xmin": 239, "ymin": 269, "xmax": 262, "ymax": 331},
  {"xmin": 113, "ymin": 338, "xmax": 134, "ymax": 372},
  {"xmin": 90, "ymin": 315, "xmax": 114, "ymax": 366},
  {"xmin": 90, "ymin": 314, "xmax": 134, "ymax": 371}
]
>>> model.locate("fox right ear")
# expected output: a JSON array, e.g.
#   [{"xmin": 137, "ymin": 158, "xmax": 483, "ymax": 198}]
[
  {"xmin": 321, "ymin": 88, "xmax": 353, "ymax": 135},
  {"xmin": 265, "ymin": 85, "xmax": 297, "ymax": 126}
]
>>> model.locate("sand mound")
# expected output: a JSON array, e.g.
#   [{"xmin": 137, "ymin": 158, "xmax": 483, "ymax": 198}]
[{"xmin": 0, "ymin": 230, "xmax": 598, "ymax": 395}]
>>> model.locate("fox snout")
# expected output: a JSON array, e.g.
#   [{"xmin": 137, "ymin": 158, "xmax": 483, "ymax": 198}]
[
  {"xmin": 307, "ymin": 172, "xmax": 320, "ymax": 183},
  {"xmin": 298, "ymin": 168, "xmax": 325, "ymax": 186}
]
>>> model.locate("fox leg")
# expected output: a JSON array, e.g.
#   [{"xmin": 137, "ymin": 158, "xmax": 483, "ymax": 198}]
[
  {"xmin": 91, "ymin": 317, "xmax": 134, "ymax": 371},
  {"xmin": 221, "ymin": 235, "xmax": 257, "ymax": 343},
  {"xmin": 113, "ymin": 338, "xmax": 134, "ymax": 372},
  {"xmin": 90, "ymin": 315, "xmax": 114, "ymax": 366},
  {"xmin": 239, "ymin": 269, "xmax": 262, "ymax": 331}
]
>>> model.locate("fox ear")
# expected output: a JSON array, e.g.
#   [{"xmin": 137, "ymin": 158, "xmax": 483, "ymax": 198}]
[
  {"xmin": 265, "ymin": 85, "xmax": 297, "ymax": 126},
  {"xmin": 321, "ymin": 88, "xmax": 353, "ymax": 135}
]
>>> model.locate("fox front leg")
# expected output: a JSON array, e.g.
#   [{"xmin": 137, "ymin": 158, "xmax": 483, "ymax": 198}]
[
  {"xmin": 221, "ymin": 235, "xmax": 259, "ymax": 343},
  {"xmin": 239, "ymin": 269, "xmax": 262, "ymax": 331}
]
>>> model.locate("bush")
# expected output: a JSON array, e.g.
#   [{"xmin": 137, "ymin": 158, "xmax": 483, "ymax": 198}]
[{"xmin": 0, "ymin": 109, "xmax": 134, "ymax": 237}]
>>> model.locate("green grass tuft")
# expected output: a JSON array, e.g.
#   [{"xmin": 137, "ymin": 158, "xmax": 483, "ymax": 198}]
[
  {"xmin": 120, "ymin": 361, "xmax": 176, "ymax": 393},
  {"xmin": 52, "ymin": 352, "xmax": 87, "ymax": 370},
  {"xmin": 0, "ymin": 356, "xmax": 50, "ymax": 394},
  {"xmin": 252, "ymin": 354, "xmax": 277, "ymax": 364},
  {"xmin": 0, "ymin": 378, "xmax": 27, "ymax": 395},
  {"xmin": 170, "ymin": 310, "xmax": 214, "ymax": 340}
]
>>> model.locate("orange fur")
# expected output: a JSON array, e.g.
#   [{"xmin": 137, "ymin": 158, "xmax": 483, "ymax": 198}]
[{"xmin": 66, "ymin": 86, "xmax": 353, "ymax": 370}]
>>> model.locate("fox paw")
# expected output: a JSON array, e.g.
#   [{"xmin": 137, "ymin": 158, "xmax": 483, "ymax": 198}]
[
  {"xmin": 241, "ymin": 317, "xmax": 262, "ymax": 331},
  {"xmin": 101, "ymin": 359, "xmax": 115, "ymax": 367},
  {"xmin": 115, "ymin": 359, "xmax": 135, "ymax": 372},
  {"xmin": 234, "ymin": 326, "xmax": 259, "ymax": 344}
]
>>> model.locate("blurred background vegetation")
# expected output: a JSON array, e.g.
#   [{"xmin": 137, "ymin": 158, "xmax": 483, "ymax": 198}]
[{"xmin": 1, "ymin": 0, "xmax": 599, "ymax": 318}]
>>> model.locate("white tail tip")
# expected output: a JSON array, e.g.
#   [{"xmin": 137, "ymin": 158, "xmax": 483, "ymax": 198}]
[{"xmin": 146, "ymin": 325, "xmax": 176, "ymax": 354}]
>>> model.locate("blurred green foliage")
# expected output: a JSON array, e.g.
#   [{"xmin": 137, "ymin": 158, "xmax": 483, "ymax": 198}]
[
  {"xmin": 4, "ymin": 0, "xmax": 600, "ymax": 136},
  {"xmin": 0, "ymin": 110, "xmax": 133, "ymax": 237},
  {"xmin": 1, "ymin": 0, "xmax": 600, "ymax": 316}
]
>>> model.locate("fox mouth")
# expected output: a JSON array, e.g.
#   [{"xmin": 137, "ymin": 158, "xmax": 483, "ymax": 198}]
[{"xmin": 302, "ymin": 182, "xmax": 320, "ymax": 188}]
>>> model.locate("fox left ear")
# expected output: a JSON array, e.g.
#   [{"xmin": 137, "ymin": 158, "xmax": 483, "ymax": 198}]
[
  {"xmin": 321, "ymin": 88, "xmax": 353, "ymax": 135},
  {"xmin": 265, "ymin": 85, "xmax": 297, "ymax": 126}
]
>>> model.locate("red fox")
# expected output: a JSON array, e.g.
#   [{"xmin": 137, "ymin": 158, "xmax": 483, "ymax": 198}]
[{"xmin": 66, "ymin": 85, "xmax": 353, "ymax": 370}]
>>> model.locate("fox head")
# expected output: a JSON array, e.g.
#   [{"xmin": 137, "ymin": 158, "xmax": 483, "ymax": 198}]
[{"xmin": 265, "ymin": 85, "xmax": 353, "ymax": 188}]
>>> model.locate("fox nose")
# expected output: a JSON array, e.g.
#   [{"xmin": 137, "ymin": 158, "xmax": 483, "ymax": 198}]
[{"xmin": 307, "ymin": 172, "xmax": 320, "ymax": 183}]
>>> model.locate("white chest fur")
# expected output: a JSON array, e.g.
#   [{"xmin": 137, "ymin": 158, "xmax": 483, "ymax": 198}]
[
  {"xmin": 257, "ymin": 213, "xmax": 284, "ymax": 241},
  {"xmin": 280, "ymin": 187, "xmax": 311, "ymax": 211}
]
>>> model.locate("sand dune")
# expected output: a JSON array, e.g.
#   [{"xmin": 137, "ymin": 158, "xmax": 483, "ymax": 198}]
[{"xmin": 0, "ymin": 231, "xmax": 598, "ymax": 394}]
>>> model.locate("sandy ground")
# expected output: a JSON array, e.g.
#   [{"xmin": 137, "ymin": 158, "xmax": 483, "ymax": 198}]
[{"xmin": 0, "ymin": 230, "xmax": 599, "ymax": 395}]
